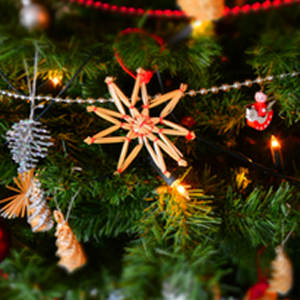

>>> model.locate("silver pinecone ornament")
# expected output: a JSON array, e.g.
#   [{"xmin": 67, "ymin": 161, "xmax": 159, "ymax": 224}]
[{"xmin": 6, "ymin": 119, "xmax": 53, "ymax": 173}]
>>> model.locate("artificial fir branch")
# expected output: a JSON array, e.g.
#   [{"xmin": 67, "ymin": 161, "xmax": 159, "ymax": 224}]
[{"xmin": 1, "ymin": 1, "xmax": 300, "ymax": 299}]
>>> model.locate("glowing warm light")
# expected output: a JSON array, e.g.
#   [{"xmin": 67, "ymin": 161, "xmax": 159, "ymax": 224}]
[
  {"xmin": 49, "ymin": 71, "xmax": 63, "ymax": 87},
  {"xmin": 52, "ymin": 77, "xmax": 59, "ymax": 85},
  {"xmin": 171, "ymin": 180, "xmax": 190, "ymax": 199},
  {"xmin": 271, "ymin": 135, "xmax": 280, "ymax": 148},
  {"xmin": 191, "ymin": 19, "xmax": 214, "ymax": 37},
  {"xmin": 270, "ymin": 135, "xmax": 284, "ymax": 169},
  {"xmin": 192, "ymin": 19, "xmax": 203, "ymax": 28},
  {"xmin": 50, "ymin": 76, "xmax": 62, "ymax": 87},
  {"xmin": 176, "ymin": 184, "xmax": 186, "ymax": 195}
]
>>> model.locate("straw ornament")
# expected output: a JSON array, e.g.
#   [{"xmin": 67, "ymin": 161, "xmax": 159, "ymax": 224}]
[
  {"xmin": 268, "ymin": 245, "xmax": 293, "ymax": 295},
  {"xmin": 27, "ymin": 178, "xmax": 54, "ymax": 232},
  {"xmin": 54, "ymin": 210, "xmax": 86, "ymax": 273},
  {"xmin": 84, "ymin": 68, "xmax": 195, "ymax": 177},
  {"xmin": 0, "ymin": 169, "xmax": 53, "ymax": 232},
  {"xmin": 0, "ymin": 169, "xmax": 34, "ymax": 219},
  {"xmin": 177, "ymin": 0, "xmax": 225, "ymax": 21}
]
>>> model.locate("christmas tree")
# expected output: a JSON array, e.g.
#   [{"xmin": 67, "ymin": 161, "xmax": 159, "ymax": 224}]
[{"xmin": 0, "ymin": 0, "xmax": 300, "ymax": 299}]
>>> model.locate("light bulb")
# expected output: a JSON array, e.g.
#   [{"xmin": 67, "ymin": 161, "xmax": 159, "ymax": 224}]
[
  {"xmin": 271, "ymin": 135, "xmax": 280, "ymax": 148},
  {"xmin": 171, "ymin": 181, "xmax": 189, "ymax": 199},
  {"xmin": 270, "ymin": 135, "xmax": 284, "ymax": 170},
  {"xmin": 176, "ymin": 184, "xmax": 186, "ymax": 195}
]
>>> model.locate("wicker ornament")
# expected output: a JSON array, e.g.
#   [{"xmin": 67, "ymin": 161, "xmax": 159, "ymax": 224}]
[
  {"xmin": 177, "ymin": 0, "xmax": 225, "ymax": 21},
  {"xmin": 0, "ymin": 169, "xmax": 53, "ymax": 232},
  {"xmin": 6, "ymin": 119, "xmax": 53, "ymax": 173},
  {"xmin": 27, "ymin": 177, "xmax": 54, "ymax": 232},
  {"xmin": 85, "ymin": 68, "xmax": 195, "ymax": 177},
  {"xmin": 54, "ymin": 210, "xmax": 86, "ymax": 273},
  {"xmin": 268, "ymin": 246, "xmax": 293, "ymax": 295}
]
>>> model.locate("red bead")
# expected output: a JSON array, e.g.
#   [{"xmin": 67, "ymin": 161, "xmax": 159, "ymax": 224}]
[
  {"xmin": 223, "ymin": 7, "xmax": 231, "ymax": 15},
  {"xmin": 94, "ymin": 2, "xmax": 102, "ymax": 8},
  {"xmin": 262, "ymin": 1, "xmax": 271, "ymax": 8},
  {"xmin": 136, "ymin": 8, "xmax": 145, "ymax": 14},
  {"xmin": 242, "ymin": 4, "xmax": 251, "ymax": 12},
  {"xmin": 252, "ymin": 2, "xmax": 261, "ymax": 10},
  {"xmin": 128, "ymin": 7, "xmax": 136, "ymax": 13},
  {"xmin": 120, "ymin": 6, "xmax": 128, "ymax": 13},
  {"xmin": 181, "ymin": 116, "xmax": 196, "ymax": 128},
  {"xmin": 164, "ymin": 9, "xmax": 172, "ymax": 16},
  {"xmin": 232, "ymin": 6, "xmax": 240, "ymax": 14}
]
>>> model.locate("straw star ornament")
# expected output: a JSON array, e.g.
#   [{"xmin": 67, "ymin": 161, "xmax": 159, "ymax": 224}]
[{"xmin": 84, "ymin": 68, "xmax": 195, "ymax": 177}]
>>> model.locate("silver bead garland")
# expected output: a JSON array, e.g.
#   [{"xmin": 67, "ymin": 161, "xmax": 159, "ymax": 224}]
[{"xmin": 6, "ymin": 119, "xmax": 53, "ymax": 173}]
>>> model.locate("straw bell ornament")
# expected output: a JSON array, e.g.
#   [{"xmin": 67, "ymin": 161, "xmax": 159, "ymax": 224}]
[
  {"xmin": 177, "ymin": 0, "xmax": 225, "ymax": 21},
  {"xmin": 268, "ymin": 246, "xmax": 293, "ymax": 295},
  {"xmin": 27, "ymin": 178, "xmax": 54, "ymax": 232},
  {"xmin": 54, "ymin": 210, "xmax": 86, "ymax": 273}
]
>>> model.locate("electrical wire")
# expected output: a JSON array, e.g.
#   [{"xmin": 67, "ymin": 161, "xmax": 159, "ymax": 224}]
[{"xmin": 35, "ymin": 45, "xmax": 105, "ymax": 121}]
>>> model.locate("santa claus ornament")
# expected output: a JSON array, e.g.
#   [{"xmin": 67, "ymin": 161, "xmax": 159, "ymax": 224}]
[{"xmin": 245, "ymin": 92, "xmax": 275, "ymax": 131}]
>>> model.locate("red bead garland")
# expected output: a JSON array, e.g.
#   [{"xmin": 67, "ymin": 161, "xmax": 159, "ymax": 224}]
[{"xmin": 68, "ymin": 0, "xmax": 299, "ymax": 19}]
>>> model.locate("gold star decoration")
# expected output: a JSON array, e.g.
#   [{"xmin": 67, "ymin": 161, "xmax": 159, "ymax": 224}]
[{"xmin": 84, "ymin": 68, "xmax": 195, "ymax": 177}]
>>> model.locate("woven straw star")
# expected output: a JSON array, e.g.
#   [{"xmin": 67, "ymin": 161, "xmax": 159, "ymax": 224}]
[
  {"xmin": 0, "ymin": 169, "xmax": 35, "ymax": 218},
  {"xmin": 84, "ymin": 68, "xmax": 195, "ymax": 177}
]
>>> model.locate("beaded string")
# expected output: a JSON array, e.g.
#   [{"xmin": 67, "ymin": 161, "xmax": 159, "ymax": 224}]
[
  {"xmin": 68, "ymin": 0, "xmax": 299, "ymax": 19},
  {"xmin": 1, "ymin": 71, "xmax": 298, "ymax": 104}
]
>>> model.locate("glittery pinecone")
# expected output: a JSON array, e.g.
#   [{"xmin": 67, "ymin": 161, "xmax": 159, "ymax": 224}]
[
  {"xmin": 6, "ymin": 119, "xmax": 53, "ymax": 173},
  {"xmin": 27, "ymin": 178, "xmax": 54, "ymax": 232},
  {"xmin": 268, "ymin": 245, "xmax": 293, "ymax": 295}
]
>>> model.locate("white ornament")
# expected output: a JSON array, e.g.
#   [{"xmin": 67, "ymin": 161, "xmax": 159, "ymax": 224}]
[{"xmin": 20, "ymin": 1, "xmax": 50, "ymax": 30}]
